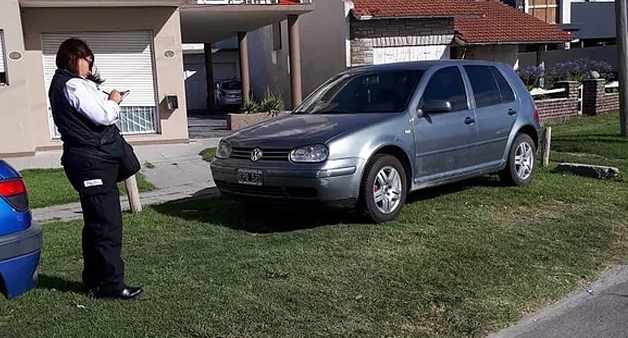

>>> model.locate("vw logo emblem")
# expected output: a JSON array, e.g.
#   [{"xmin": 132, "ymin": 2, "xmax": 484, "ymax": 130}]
[{"xmin": 250, "ymin": 148, "xmax": 263, "ymax": 162}]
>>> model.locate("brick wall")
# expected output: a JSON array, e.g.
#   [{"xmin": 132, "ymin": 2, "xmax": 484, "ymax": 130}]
[
  {"xmin": 349, "ymin": 17, "xmax": 454, "ymax": 66},
  {"xmin": 535, "ymin": 81, "xmax": 580, "ymax": 123},
  {"xmin": 583, "ymin": 79, "xmax": 619, "ymax": 115},
  {"xmin": 602, "ymin": 92, "xmax": 620, "ymax": 113}
]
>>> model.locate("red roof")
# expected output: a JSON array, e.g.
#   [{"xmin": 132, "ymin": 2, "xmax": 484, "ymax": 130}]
[
  {"xmin": 455, "ymin": 0, "xmax": 573, "ymax": 44},
  {"xmin": 351, "ymin": 0, "xmax": 482, "ymax": 18}
]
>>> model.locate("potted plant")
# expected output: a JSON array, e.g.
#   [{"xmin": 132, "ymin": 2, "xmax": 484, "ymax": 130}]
[
  {"xmin": 259, "ymin": 92, "xmax": 284, "ymax": 117},
  {"xmin": 227, "ymin": 92, "xmax": 287, "ymax": 131}
]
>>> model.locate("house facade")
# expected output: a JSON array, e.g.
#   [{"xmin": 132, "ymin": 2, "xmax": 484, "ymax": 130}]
[
  {"xmin": 507, "ymin": 0, "xmax": 620, "ymax": 69},
  {"xmin": 242, "ymin": 0, "xmax": 571, "ymax": 105},
  {"xmin": 0, "ymin": 0, "xmax": 313, "ymax": 157}
]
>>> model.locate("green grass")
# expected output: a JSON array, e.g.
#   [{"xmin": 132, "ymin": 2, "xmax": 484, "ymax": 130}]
[
  {"xmin": 20, "ymin": 169, "xmax": 155, "ymax": 209},
  {"xmin": 200, "ymin": 147, "xmax": 216, "ymax": 162},
  {"xmin": 1, "ymin": 115, "xmax": 627, "ymax": 338},
  {"xmin": 549, "ymin": 112, "xmax": 628, "ymax": 176},
  {"xmin": 549, "ymin": 113, "xmax": 628, "ymax": 160}
]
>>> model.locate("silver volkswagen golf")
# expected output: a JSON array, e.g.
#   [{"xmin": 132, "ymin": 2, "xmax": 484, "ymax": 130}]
[{"xmin": 210, "ymin": 60, "xmax": 541, "ymax": 223}]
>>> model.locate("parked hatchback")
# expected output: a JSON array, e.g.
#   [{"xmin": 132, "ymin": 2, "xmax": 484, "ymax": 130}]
[
  {"xmin": 0, "ymin": 160, "xmax": 42, "ymax": 299},
  {"xmin": 210, "ymin": 61, "xmax": 540, "ymax": 223},
  {"xmin": 215, "ymin": 79, "xmax": 243, "ymax": 112}
]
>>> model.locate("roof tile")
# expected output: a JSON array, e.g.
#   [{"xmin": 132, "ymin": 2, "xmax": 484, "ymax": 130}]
[
  {"xmin": 455, "ymin": 0, "xmax": 573, "ymax": 44},
  {"xmin": 351, "ymin": 0, "xmax": 481, "ymax": 18}
]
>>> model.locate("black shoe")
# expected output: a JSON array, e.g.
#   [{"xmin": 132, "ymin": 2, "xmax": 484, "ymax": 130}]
[{"xmin": 89, "ymin": 286, "xmax": 143, "ymax": 300}]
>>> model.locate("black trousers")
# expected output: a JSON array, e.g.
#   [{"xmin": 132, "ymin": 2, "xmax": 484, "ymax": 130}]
[{"xmin": 62, "ymin": 149, "xmax": 125, "ymax": 292}]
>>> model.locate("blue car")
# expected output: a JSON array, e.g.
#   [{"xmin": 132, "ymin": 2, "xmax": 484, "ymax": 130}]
[{"xmin": 0, "ymin": 160, "xmax": 42, "ymax": 300}]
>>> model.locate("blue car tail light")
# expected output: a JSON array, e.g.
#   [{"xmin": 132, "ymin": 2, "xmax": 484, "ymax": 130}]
[{"xmin": 0, "ymin": 178, "xmax": 29, "ymax": 212}]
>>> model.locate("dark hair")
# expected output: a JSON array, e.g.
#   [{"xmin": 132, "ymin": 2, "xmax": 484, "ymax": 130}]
[{"xmin": 55, "ymin": 38, "xmax": 104, "ymax": 85}]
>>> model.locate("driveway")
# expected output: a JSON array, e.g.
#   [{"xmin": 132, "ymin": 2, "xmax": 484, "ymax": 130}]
[{"xmin": 188, "ymin": 115, "xmax": 231, "ymax": 139}]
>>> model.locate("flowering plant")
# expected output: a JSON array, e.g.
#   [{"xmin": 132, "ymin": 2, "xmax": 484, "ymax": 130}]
[{"xmin": 518, "ymin": 58, "xmax": 614, "ymax": 89}]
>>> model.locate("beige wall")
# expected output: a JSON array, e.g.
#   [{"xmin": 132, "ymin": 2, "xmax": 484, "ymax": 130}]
[
  {"xmin": 17, "ymin": 6, "xmax": 188, "ymax": 154},
  {"xmin": 0, "ymin": 0, "xmax": 36, "ymax": 156},
  {"xmin": 468, "ymin": 45, "xmax": 520, "ymax": 68}
]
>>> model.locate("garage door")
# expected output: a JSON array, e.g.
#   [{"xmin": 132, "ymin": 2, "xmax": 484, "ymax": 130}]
[{"xmin": 41, "ymin": 31, "xmax": 158, "ymax": 138}]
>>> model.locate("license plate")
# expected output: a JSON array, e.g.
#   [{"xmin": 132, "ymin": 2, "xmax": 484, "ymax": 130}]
[{"xmin": 237, "ymin": 168, "xmax": 263, "ymax": 186}]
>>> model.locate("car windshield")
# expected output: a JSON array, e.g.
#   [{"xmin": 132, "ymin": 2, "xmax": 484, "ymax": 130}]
[
  {"xmin": 222, "ymin": 81, "xmax": 241, "ymax": 90},
  {"xmin": 293, "ymin": 69, "xmax": 424, "ymax": 114}
]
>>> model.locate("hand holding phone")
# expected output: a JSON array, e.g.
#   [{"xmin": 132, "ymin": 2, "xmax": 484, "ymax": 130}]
[
  {"xmin": 118, "ymin": 90, "xmax": 130, "ymax": 100},
  {"xmin": 108, "ymin": 90, "xmax": 122, "ymax": 104},
  {"xmin": 103, "ymin": 89, "xmax": 130, "ymax": 104}
]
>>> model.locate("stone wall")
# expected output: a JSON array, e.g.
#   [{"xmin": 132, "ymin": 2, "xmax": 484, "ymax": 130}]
[{"xmin": 349, "ymin": 17, "xmax": 454, "ymax": 66}]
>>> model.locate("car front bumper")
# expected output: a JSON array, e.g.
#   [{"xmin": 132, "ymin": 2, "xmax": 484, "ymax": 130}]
[
  {"xmin": 0, "ymin": 223, "xmax": 42, "ymax": 299},
  {"xmin": 210, "ymin": 157, "xmax": 367, "ymax": 208}
]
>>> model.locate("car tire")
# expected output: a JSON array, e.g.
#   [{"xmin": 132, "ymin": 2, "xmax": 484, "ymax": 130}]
[
  {"xmin": 357, "ymin": 154, "xmax": 407, "ymax": 223},
  {"xmin": 500, "ymin": 133, "xmax": 537, "ymax": 186}
]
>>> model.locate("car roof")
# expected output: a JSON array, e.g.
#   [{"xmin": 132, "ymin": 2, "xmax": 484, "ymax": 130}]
[{"xmin": 349, "ymin": 59, "xmax": 510, "ymax": 73}]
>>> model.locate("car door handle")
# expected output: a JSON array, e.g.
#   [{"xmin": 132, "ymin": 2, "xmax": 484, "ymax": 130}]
[
  {"xmin": 464, "ymin": 117, "xmax": 475, "ymax": 125},
  {"xmin": 508, "ymin": 109, "xmax": 517, "ymax": 116}
]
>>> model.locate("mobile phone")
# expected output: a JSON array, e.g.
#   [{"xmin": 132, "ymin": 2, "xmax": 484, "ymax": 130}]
[{"xmin": 102, "ymin": 90, "xmax": 130, "ymax": 100}]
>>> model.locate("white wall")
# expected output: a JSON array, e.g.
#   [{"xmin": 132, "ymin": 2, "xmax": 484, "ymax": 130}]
[{"xmin": 247, "ymin": 0, "xmax": 348, "ymax": 108}]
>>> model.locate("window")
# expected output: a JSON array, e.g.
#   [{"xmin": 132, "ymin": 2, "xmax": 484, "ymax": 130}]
[
  {"xmin": 421, "ymin": 66, "xmax": 468, "ymax": 112},
  {"xmin": 221, "ymin": 80, "xmax": 241, "ymax": 90},
  {"xmin": 294, "ymin": 69, "xmax": 424, "ymax": 114},
  {"xmin": 273, "ymin": 22, "xmax": 282, "ymax": 51},
  {"xmin": 0, "ymin": 30, "xmax": 7, "ymax": 85},
  {"xmin": 464, "ymin": 65, "xmax": 502, "ymax": 108},
  {"xmin": 490, "ymin": 67, "xmax": 515, "ymax": 103}
]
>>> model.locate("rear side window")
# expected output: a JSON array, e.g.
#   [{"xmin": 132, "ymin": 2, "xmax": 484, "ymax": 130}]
[
  {"xmin": 421, "ymin": 66, "xmax": 468, "ymax": 112},
  {"xmin": 464, "ymin": 65, "xmax": 502, "ymax": 108},
  {"xmin": 490, "ymin": 67, "xmax": 516, "ymax": 102}
]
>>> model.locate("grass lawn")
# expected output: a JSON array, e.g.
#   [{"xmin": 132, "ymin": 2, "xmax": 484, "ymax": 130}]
[
  {"xmin": 1, "ymin": 114, "xmax": 627, "ymax": 338},
  {"xmin": 20, "ymin": 169, "xmax": 155, "ymax": 209},
  {"xmin": 549, "ymin": 113, "xmax": 628, "ymax": 175},
  {"xmin": 200, "ymin": 147, "xmax": 216, "ymax": 163}
]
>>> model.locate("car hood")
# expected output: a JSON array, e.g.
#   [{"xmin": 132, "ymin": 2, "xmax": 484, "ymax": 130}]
[{"xmin": 225, "ymin": 113, "xmax": 397, "ymax": 148}]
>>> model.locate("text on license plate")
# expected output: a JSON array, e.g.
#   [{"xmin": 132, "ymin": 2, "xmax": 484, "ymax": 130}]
[{"xmin": 237, "ymin": 168, "xmax": 263, "ymax": 186}]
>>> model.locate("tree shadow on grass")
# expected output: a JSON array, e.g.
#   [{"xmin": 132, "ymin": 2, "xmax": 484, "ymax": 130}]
[
  {"xmin": 153, "ymin": 176, "xmax": 504, "ymax": 233},
  {"xmin": 37, "ymin": 274, "xmax": 84, "ymax": 294}
]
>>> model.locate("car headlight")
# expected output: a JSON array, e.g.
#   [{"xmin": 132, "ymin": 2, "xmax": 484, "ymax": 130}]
[
  {"xmin": 290, "ymin": 144, "xmax": 329, "ymax": 163},
  {"xmin": 216, "ymin": 141, "xmax": 231, "ymax": 159}
]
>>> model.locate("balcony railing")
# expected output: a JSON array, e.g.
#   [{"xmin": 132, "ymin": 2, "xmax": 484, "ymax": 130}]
[{"xmin": 194, "ymin": 0, "xmax": 311, "ymax": 4}]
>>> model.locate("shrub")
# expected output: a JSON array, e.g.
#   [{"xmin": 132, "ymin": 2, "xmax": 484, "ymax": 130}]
[
  {"xmin": 240, "ymin": 100, "xmax": 260, "ymax": 114},
  {"xmin": 259, "ymin": 91, "xmax": 284, "ymax": 117}
]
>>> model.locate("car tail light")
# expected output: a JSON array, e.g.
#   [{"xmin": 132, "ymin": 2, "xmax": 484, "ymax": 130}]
[
  {"xmin": 219, "ymin": 90, "xmax": 227, "ymax": 96},
  {"xmin": 534, "ymin": 107, "xmax": 540, "ymax": 122},
  {"xmin": 0, "ymin": 179, "xmax": 29, "ymax": 211}
]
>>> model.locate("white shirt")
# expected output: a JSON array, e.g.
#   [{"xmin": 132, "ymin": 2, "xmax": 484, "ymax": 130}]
[{"xmin": 64, "ymin": 77, "xmax": 120, "ymax": 126}]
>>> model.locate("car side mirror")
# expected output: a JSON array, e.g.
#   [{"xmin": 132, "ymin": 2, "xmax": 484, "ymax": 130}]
[{"xmin": 421, "ymin": 100, "xmax": 452, "ymax": 114}]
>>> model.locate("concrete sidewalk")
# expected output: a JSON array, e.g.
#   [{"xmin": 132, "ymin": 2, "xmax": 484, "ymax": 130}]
[
  {"xmin": 488, "ymin": 265, "xmax": 628, "ymax": 338},
  {"xmin": 33, "ymin": 183, "xmax": 220, "ymax": 222},
  {"xmin": 6, "ymin": 138, "xmax": 223, "ymax": 222}
]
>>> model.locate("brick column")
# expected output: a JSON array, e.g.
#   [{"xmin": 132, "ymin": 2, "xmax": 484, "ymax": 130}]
[
  {"xmin": 558, "ymin": 81, "xmax": 581, "ymax": 119},
  {"xmin": 582, "ymin": 79, "xmax": 605, "ymax": 115}
]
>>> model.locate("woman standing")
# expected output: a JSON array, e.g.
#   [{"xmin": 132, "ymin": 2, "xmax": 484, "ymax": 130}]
[{"xmin": 49, "ymin": 38, "xmax": 141, "ymax": 300}]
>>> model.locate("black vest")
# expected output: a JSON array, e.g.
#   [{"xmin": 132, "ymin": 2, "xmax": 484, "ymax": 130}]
[{"xmin": 49, "ymin": 69, "xmax": 122, "ymax": 159}]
